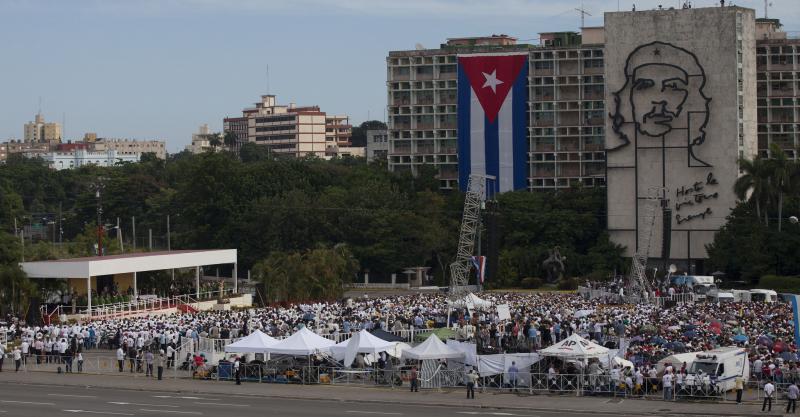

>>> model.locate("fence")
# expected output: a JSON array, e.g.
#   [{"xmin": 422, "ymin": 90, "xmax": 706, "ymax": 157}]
[
  {"xmin": 15, "ymin": 354, "xmax": 194, "ymax": 380},
  {"xmin": 577, "ymin": 286, "xmax": 695, "ymax": 306}
]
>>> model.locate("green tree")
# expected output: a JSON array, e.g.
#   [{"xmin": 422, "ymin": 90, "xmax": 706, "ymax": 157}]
[{"xmin": 734, "ymin": 156, "xmax": 771, "ymax": 226}]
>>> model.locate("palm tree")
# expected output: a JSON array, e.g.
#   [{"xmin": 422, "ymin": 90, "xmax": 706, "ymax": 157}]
[
  {"xmin": 734, "ymin": 156, "xmax": 771, "ymax": 225},
  {"xmin": 223, "ymin": 131, "xmax": 237, "ymax": 154},
  {"xmin": 767, "ymin": 144, "xmax": 794, "ymax": 232},
  {"xmin": 208, "ymin": 134, "xmax": 222, "ymax": 151}
]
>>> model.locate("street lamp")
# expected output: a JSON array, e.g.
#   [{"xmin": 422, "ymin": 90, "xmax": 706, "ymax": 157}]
[{"xmin": 789, "ymin": 216, "xmax": 798, "ymax": 225}]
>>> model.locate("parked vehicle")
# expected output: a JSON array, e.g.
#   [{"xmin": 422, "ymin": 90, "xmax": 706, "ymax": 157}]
[
  {"xmin": 749, "ymin": 289, "xmax": 778, "ymax": 303},
  {"xmin": 688, "ymin": 347, "xmax": 749, "ymax": 392}
]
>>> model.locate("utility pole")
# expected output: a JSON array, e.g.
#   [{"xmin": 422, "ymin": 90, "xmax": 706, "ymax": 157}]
[
  {"xmin": 20, "ymin": 230, "xmax": 24, "ymax": 262},
  {"xmin": 167, "ymin": 214, "xmax": 171, "ymax": 251},
  {"xmin": 14, "ymin": 217, "xmax": 17, "ymax": 237},
  {"xmin": 93, "ymin": 179, "xmax": 106, "ymax": 257},
  {"xmin": 117, "ymin": 217, "xmax": 123, "ymax": 252},
  {"xmin": 58, "ymin": 201, "xmax": 62, "ymax": 245},
  {"xmin": 148, "ymin": 229, "xmax": 153, "ymax": 251}
]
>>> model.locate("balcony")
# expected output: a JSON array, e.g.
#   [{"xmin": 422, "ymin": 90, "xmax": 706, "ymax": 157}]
[
  {"xmin": 770, "ymin": 88, "xmax": 796, "ymax": 97},
  {"xmin": 392, "ymin": 99, "xmax": 411, "ymax": 106},
  {"xmin": 440, "ymin": 147, "xmax": 457, "ymax": 154},
  {"xmin": 438, "ymin": 72, "xmax": 457, "ymax": 80},
  {"xmin": 416, "ymin": 146, "xmax": 436, "ymax": 154},
  {"xmin": 534, "ymin": 119, "xmax": 555, "ymax": 127},
  {"xmin": 438, "ymin": 122, "xmax": 457, "ymax": 129},
  {"xmin": 390, "ymin": 147, "xmax": 412, "ymax": 155},
  {"xmin": 416, "ymin": 98, "xmax": 434, "ymax": 105},
  {"xmin": 532, "ymin": 144, "xmax": 555, "ymax": 152},
  {"xmin": 585, "ymin": 117, "xmax": 605, "ymax": 126},
  {"xmin": 416, "ymin": 123, "xmax": 435, "ymax": 130}
]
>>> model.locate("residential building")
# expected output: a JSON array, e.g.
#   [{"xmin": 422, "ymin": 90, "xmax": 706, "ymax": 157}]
[
  {"xmin": 186, "ymin": 124, "xmax": 218, "ymax": 154},
  {"xmin": 755, "ymin": 19, "xmax": 800, "ymax": 158},
  {"xmin": 223, "ymin": 116, "xmax": 248, "ymax": 153},
  {"xmin": 42, "ymin": 149, "xmax": 140, "ymax": 170},
  {"xmin": 2, "ymin": 140, "xmax": 50, "ymax": 162},
  {"xmin": 366, "ymin": 129, "xmax": 389, "ymax": 162},
  {"xmin": 24, "ymin": 113, "xmax": 62, "ymax": 143},
  {"xmin": 93, "ymin": 138, "xmax": 166, "ymax": 159}
]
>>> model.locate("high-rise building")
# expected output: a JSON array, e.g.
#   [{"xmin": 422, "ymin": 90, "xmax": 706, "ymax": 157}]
[
  {"xmin": 24, "ymin": 113, "xmax": 62, "ymax": 143},
  {"xmin": 366, "ymin": 129, "xmax": 389, "ymax": 162},
  {"xmin": 223, "ymin": 116, "xmax": 248, "ymax": 154},
  {"xmin": 756, "ymin": 19, "xmax": 800, "ymax": 158},
  {"xmin": 387, "ymin": 33, "xmax": 607, "ymax": 189}
]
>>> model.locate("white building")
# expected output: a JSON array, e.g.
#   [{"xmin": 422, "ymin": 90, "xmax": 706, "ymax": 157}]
[
  {"xmin": 93, "ymin": 138, "xmax": 166, "ymax": 159},
  {"xmin": 186, "ymin": 124, "xmax": 218, "ymax": 154},
  {"xmin": 43, "ymin": 149, "xmax": 140, "ymax": 170},
  {"xmin": 366, "ymin": 129, "xmax": 389, "ymax": 162}
]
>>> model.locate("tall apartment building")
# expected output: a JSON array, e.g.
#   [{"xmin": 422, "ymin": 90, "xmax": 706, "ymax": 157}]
[
  {"xmin": 24, "ymin": 112, "xmax": 62, "ymax": 143},
  {"xmin": 756, "ymin": 19, "xmax": 800, "ymax": 158},
  {"xmin": 387, "ymin": 33, "xmax": 607, "ymax": 189},
  {"xmin": 186, "ymin": 124, "xmax": 217, "ymax": 154},
  {"xmin": 227, "ymin": 95, "xmax": 355, "ymax": 158},
  {"xmin": 223, "ymin": 116, "xmax": 248, "ymax": 154}
]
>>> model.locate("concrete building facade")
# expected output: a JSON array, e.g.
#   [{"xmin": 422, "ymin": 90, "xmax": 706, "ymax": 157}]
[
  {"xmin": 42, "ymin": 149, "xmax": 140, "ymax": 170},
  {"xmin": 187, "ymin": 124, "xmax": 217, "ymax": 154},
  {"xmin": 223, "ymin": 116, "xmax": 249, "ymax": 154},
  {"xmin": 93, "ymin": 138, "xmax": 166, "ymax": 160},
  {"xmin": 24, "ymin": 113, "xmax": 62, "ymax": 143},
  {"xmin": 366, "ymin": 129, "xmax": 389, "ymax": 162},
  {"xmin": 604, "ymin": 7, "xmax": 758, "ymax": 270}
]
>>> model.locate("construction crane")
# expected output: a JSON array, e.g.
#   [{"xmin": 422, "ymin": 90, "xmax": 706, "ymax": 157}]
[
  {"xmin": 449, "ymin": 174, "xmax": 492, "ymax": 302},
  {"xmin": 626, "ymin": 187, "xmax": 666, "ymax": 303}
]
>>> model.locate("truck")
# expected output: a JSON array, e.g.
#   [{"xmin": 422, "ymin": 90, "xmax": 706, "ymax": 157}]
[
  {"xmin": 731, "ymin": 290, "xmax": 752, "ymax": 303},
  {"xmin": 687, "ymin": 347, "xmax": 749, "ymax": 392},
  {"xmin": 670, "ymin": 275, "xmax": 718, "ymax": 301}
]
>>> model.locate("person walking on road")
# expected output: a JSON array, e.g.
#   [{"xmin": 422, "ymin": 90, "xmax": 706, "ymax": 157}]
[
  {"xmin": 787, "ymin": 382, "xmax": 799, "ymax": 414},
  {"xmin": 156, "ymin": 350, "xmax": 165, "ymax": 381},
  {"xmin": 466, "ymin": 369, "xmax": 479, "ymax": 399},
  {"xmin": 116, "ymin": 347, "xmax": 124, "ymax": 372},
  {"xmin": 409, "ymin": 366, "xmax": 419, "ymax": 392},
  {"xmin": 233, "ymin": 357, "xmax": 241, "ymax": 385},
  {"xmin": 0, "ymin": 343, "xmax": 5, "ymax": 372},
  {"xmin": 662, "ymin": 370, "xmax": 674, "ymax": 401},
  {"xmin": 763, "ymin": 380, "xmax": 775, "ymax": 412},
  {"xmin": 508, "ymin": 362, "xmax": 519, "ymax": 393},
  {"xmin": 144, "ymin": 350, "xmax": 154, "ymax": 377},
  {"xmin": 12, "ymin": 347, "xmax": 21, "ymax": 372},
  {"xmin": 734, "ymin": 375, "xmax": 744, "ymax": 404}
]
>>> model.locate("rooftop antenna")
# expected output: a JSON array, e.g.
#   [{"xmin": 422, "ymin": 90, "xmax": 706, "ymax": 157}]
[
  {"xmin": 266, "ymin": 65, "xmax": 270, "ymax": 95},
  {"xmin": 765, "ymin": 0, "xmax": 772, "ymax": 18},
  {"xmin": 38, "ymin": 96, "xmax": 42, "ymax": 115},
  {"xmin": 575, "ymin": 1, "xmax": 592, "ymax": 29},
  {"xmin": 62, "ymin": 112, "xmax": 66, "ymax": 141}
]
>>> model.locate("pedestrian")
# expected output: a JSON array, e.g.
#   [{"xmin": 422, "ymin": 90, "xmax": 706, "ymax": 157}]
[
  {"xmin": 77, "ymin": 352, "xmax": 83, "ymax": 373},
  {"xmin": 116, "ymin": 347, "xmax": 124, "ymax": 372},
  {"xmin": 144, "ymin": 350, "xmax": 154, "ymax": 377},
  {"xmin": 763, "ymin": 380, "xmax": 775, "ymax": 412},
  {"xmin": 734, "ymin": 375, "xmax": 744, "ymax": 404},
  {"xmin": 13, "ymin": 347, "xmax": 21, "ymax": 372},
  {"xmin": 156, "ymin": 350, "xmax": 165, "ymax": 381},
  {"xmin": 409, "ymin": 366, "xmax": 419, "ymax": 392},
  {"xmin": 233, "ymin": 357, "xmax": 241, "ymax": 385},
  {"xmin": 662, "ymin": 370, "xmax": 673, "ymax": 401},
  {"xmin": 508, "ymin": 361, "xmax": 519, "ymax": 392},
  {"xmin": 466, "ymin": 369, "xmax": 479, "ymax": 399},
  {"xmin": 788, "ymin": 382, "xmax": 799, "ymax": 414},
  {"xmin": 0, "ymin": 343, "xmax": 5, "ymax": 372}
]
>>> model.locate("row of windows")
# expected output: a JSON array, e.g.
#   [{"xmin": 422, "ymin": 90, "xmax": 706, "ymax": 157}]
[
  {"xmin": 255, "ymin": 134, "xmax": 296, "ymax": 142},
  {"xmin": 255, "ymin": 125, "xmax": 296, "ymax": 133},
  {"xmin": 254, "ymin": 115, "xmax": 296, "ymax": 124}
]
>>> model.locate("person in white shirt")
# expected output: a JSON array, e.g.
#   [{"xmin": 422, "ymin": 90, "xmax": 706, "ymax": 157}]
[
  {"xmin": 0, "ymin": 344, "xmax": 5, "ymax": 372},
  {"xmin": 763, "ymin": 381, "xmax": 775, "ymax": 412},
  {"xmin": 662, "ymin": 371, "xmax": 674, "ymax": 400},
  {"xmin": 12, "ymin": 347, "xmax": 21, "ymax": 372},
  {"xmin": 116, "ymin": 347, "xmax": 125, "ymax": 372}
]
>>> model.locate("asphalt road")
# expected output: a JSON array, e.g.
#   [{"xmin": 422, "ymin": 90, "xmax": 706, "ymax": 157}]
[{"xmin": 0, "ymin": 381, "xmax": 675, "ymax": 417}]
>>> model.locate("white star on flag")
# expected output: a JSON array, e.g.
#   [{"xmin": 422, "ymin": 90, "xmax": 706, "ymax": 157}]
[{"xmin": 481, "ymin": 69, "xmax": 503, "ymax": 93}]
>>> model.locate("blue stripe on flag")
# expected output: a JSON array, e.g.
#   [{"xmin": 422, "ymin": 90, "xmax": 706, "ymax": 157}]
[
  {"xmin": 484, "ymin": 115, "xmax": 499, "ymax": 191},
  {"xmin": 512, "ymin": 64, "xmax": 529, "ymax": 190},
  {"xmin": 457, "ymin": 64, "xmax": 471, "ymax": 192}
]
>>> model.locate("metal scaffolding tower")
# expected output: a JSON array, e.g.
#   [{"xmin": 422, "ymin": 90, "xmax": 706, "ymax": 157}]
[
  {"xmin": 626, "ymin": 188, "xmax": 666, "ymax": 303},
  {"xmin": 449, "ymin": 174, "xmax": 492, "ymax": 300}
]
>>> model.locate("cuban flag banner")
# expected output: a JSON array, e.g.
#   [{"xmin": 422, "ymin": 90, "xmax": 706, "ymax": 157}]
[
  {"xmin": 470, "ymin": 255, "xmax": 486, "ymax": 283},
  {"xmin": 791, "ymin": 294, "xmax": 800, "ymax": 345},
  {"xmin": 458, "ymin": 53, "xmax": 528, "ymax": 193}
]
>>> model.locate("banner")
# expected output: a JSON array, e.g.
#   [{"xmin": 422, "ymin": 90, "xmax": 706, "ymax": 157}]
[
  {"xmin": 457, "ymin": 53, "xmax": 528, "ymax": 193},
  {"xmin": 496, "ymin": 303, "xmax": 511, "ymax": 320},
  {"xmin": 792, "ymin": 294, "xmax": 800, "ymax": 346}
]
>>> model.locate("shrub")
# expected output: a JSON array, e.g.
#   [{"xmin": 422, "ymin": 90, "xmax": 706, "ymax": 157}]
[
  {"xmin": 521, "ymin": 277, "xmax": 544, "ymax": 289},
  {"xmin": 758, "ymin": 275, "xmax": 800, "ymax": 293},
  {"xmin": 558, "ymin": 277, "xmax": 578, "ymax": 291}
]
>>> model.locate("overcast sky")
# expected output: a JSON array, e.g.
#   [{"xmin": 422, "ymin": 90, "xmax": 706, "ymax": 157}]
[{"xmin": 1, "ymin": 0, "xmax": 798, "ymax": 152}]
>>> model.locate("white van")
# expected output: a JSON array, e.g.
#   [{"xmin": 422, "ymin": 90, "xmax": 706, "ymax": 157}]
[
  {"xmin": 713, "ymin": 292, "xmax": 735, "ymax": 303},
  {"xmin": 750, "ymin": 289, "xmax": 778, "ymax": 303},
  {"xmin": 688, "ymin": 347, "xmax": 749, "ymax": 392}
]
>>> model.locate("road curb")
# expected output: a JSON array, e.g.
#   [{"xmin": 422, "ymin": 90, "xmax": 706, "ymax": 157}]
[{"xmin": 0, "ymin": 375, "xmax": 777, "ymax": 417}]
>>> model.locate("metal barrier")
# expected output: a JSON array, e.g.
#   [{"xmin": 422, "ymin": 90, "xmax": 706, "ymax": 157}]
[{"xmin": 17, "ymin": 354, "xmax": 193, "ymax": 380}]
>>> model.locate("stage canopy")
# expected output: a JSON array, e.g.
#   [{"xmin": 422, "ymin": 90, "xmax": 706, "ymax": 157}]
[
  {"xmin": 224, "ymin": 329, "xmax": 278, "ymax": 354},
  {"xmin": 264, "ymin": 327, "xmax": 335, "ymax": 356},
  {"xmin": 330, "ymin": 329, "xmax": 398, "ymax": 367},
  {"xmin": 404, "ymin": 333, "xmax": 464, "ymax": 360},
  {"xmin": 540, "ymin": 333, "xmax": 609, "ymax": 359}
]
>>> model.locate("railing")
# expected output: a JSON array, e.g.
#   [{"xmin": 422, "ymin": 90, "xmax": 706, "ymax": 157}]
[{"xmin": 347, "ymin": 283, "xmax": 411, "ymax": 289}]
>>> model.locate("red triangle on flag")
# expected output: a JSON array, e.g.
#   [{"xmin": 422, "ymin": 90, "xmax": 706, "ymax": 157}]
[{"xmin": 458, "ymin": 54, "xmax": 527, "ymax": 123}]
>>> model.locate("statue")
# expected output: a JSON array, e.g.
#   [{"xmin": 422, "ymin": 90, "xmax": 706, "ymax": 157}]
[{"xmin": 542, "ymin": 247, "xmax": 566, "ymax": 284}]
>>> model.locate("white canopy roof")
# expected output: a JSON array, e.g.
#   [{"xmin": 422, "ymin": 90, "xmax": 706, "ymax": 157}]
[
  {"xmin": 329, "ymin": 329, "xmax": 398, "ymax": 367},
  {"xmin": 224, "ymin": 329, "xmax": 278, "ymax": 354},
  {"xmin": 450, "ymin": 293, "xmax": 492, "ymax": 310},
  {"xmin": 263, "ymin": 327, "xmax": 335, "ymax": 356},
  {"xmin": 540, "ymin": 333, "xmax": 610, "ymax": 359},
  {"xmin": 403, "ymin": 333, "xmax": 465, "ymax": 360}
]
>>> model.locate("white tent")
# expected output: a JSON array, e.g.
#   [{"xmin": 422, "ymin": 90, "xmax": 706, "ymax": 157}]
[
  {"xmin": 264, "ymin": 327, "xmax": 335, "ymax": 356},
  {"xmin": 656, "ymin": 352, "xmax": 698, "ymax": 373},
  {"xmin": 329, "ymin": 329, "xmax": 398, "ymax": 367},
  {"xmin": 540, "ymin": 333, "xmax": 610, "ymax": 359},
  {"xmin": 450, "ymin": 293, "xmax": 492, "ymax": 310},
  {"xmin": 404, "ymin": 333, "xmax": 465, "ymax": 360},
  {"xmin": 224, "ymin": 329, "xmax": 278, "ymax": 353}
]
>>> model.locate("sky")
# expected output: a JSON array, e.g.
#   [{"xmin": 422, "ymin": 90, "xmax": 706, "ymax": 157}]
[{"xmin": 1, "ymin": 0, "xmax": 798, "ymax": 152}]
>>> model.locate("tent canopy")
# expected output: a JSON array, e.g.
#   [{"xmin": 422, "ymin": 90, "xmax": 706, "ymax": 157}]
[
  {"xmin": 329, "ymin": 329, "xmax": 398, "ymax": 367},
  {"xmin": 404, "ymin": 333, "xmax": 465, "ymax": 360},
  {"xmin": 264, "ymin": 327, "xmax": 335, "ymax": 356},
  {"xmin": 370, "ymin": 328, "xmax": 405, "ymax": 342},
  {"xmin": 450, "ymin": 293, "xmax": 492, "ymax": 310},
  {"xmin": 540, "ymin": 334, "xmax": 609, "ymax": 359},
  {"xmin": 224, "ymin": 329, "xmax": 278, "ymax": 354}
]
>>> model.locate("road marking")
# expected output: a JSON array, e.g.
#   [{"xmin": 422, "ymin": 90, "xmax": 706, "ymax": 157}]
[
  {"xmin": 0, "ymin": 400, "xmax": 55, "ymax": 406},
  {"xmin": 140, "ymin": 410, "xmax": 202, "ymax": 415},
  {"xmin": 48, "ymin": 394, "xmax": 98, "ymax": 398},
  {"xmin": 346, "ymin": 412, "xmax": 403, "ymax": 416},
  {"xmin": 63, "ymin": 410, "xmax": 133, "ymax": 416},
  {"xmin": 193, "ymin": 402, "xmax": 250, "ymax": 407},
  {"xmin": 456, "ymin": 413, "xmax": 540, "ymax": 417},
  {"xmin": 154, "ymin": 395, "xmax": 217, "ymax": 400},
  {"xmin": 109, "ymin": 401, "xmax": 180, "ymax": 408}
]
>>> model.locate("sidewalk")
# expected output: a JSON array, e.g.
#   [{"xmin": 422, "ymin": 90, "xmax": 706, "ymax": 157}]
[{"xmin": 0, "ymin": 370, "xmax": 785, "ymax": 416}]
